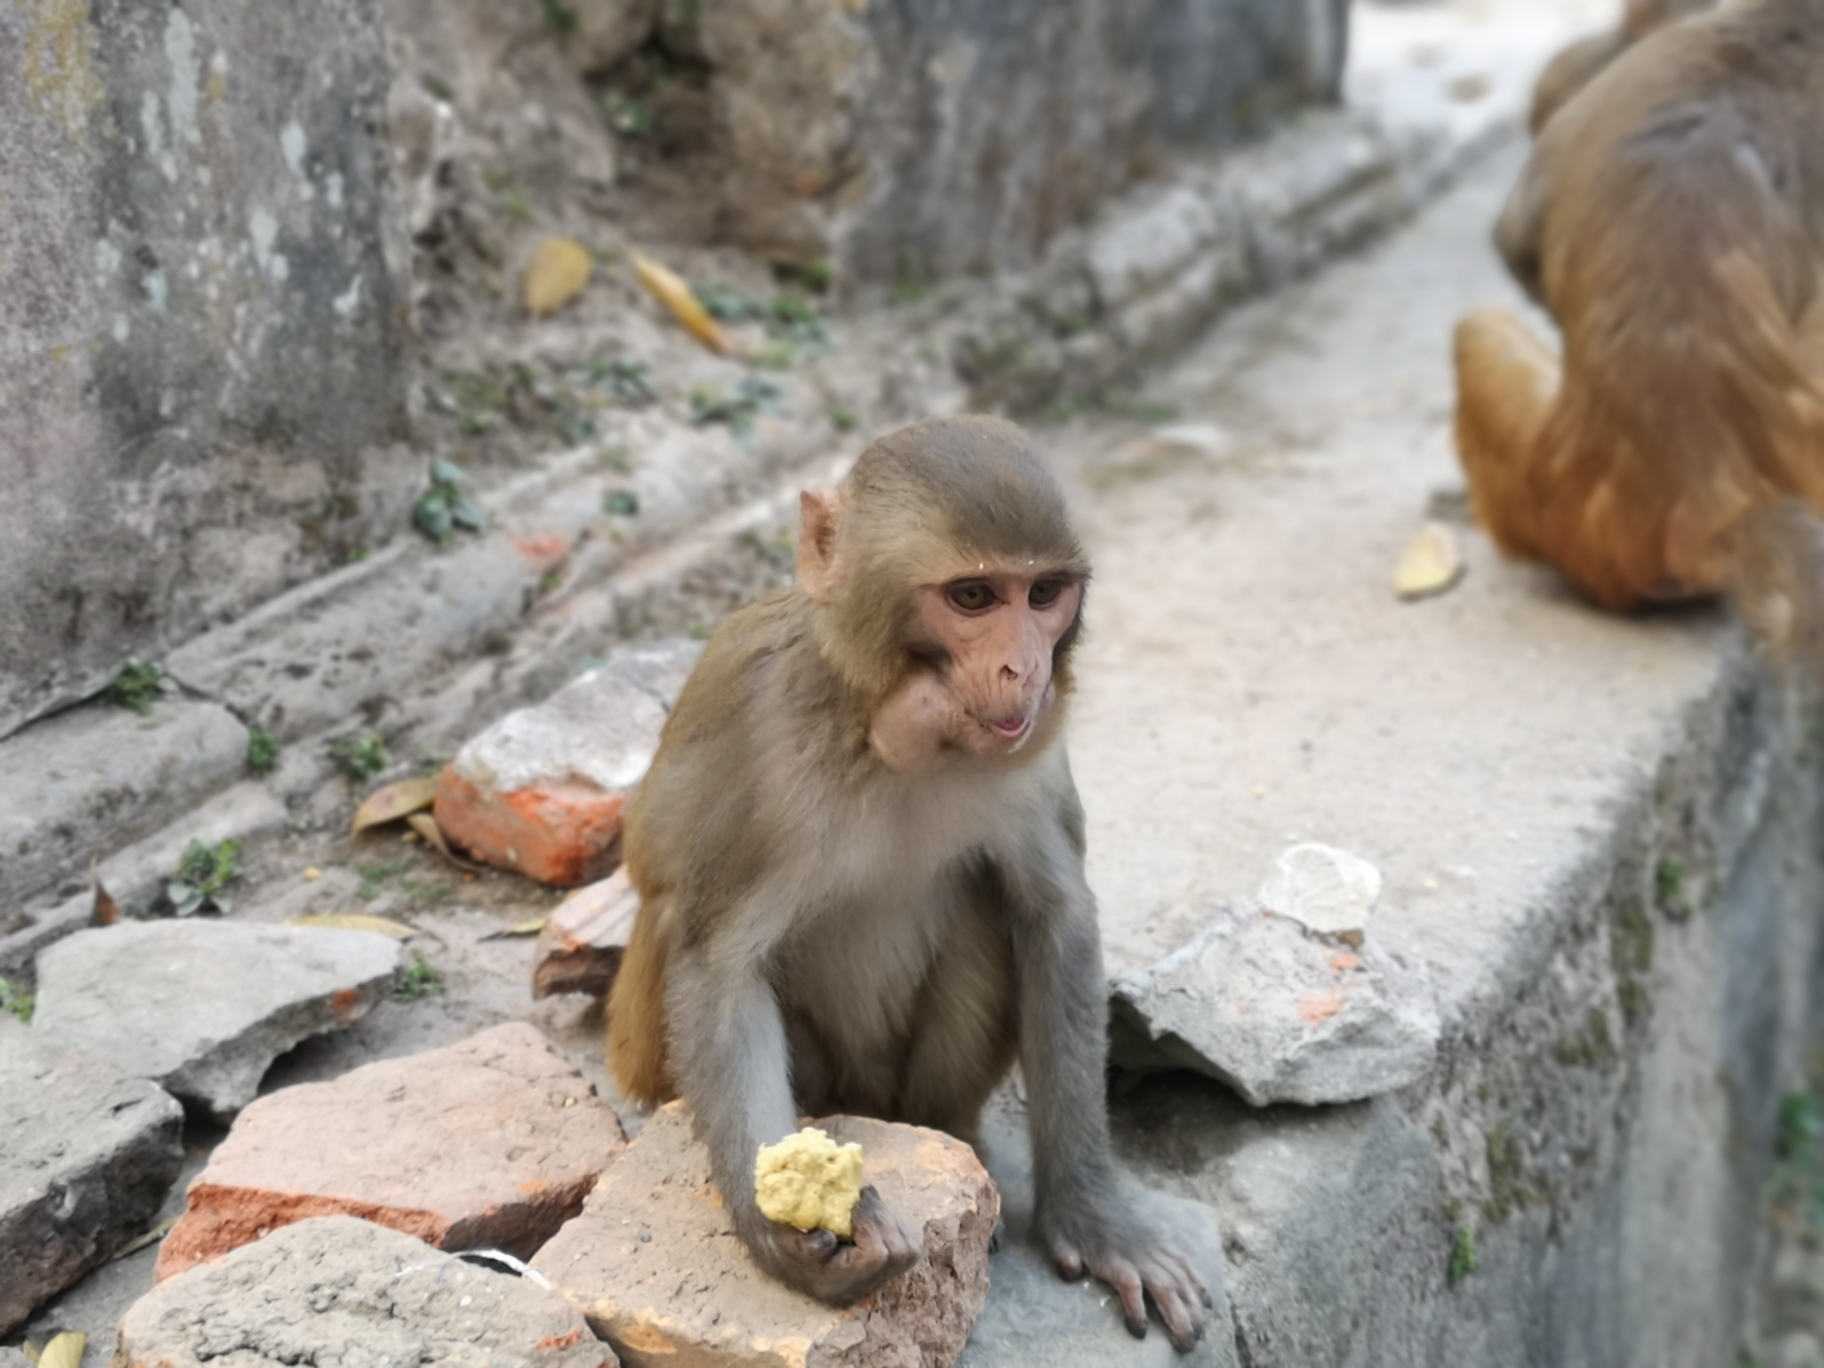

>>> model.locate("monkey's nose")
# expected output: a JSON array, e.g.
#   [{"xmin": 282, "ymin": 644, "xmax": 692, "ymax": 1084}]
[{"xmin": 1000, "ymin": 663, "xmax": 1020, "ymax": 681}]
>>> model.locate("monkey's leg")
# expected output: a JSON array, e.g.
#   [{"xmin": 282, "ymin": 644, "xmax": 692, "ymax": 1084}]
[
  {"xmin": 1453, "ymin": 308, "xmax": 1560, "ymax": 561},
  {"xmin": 668, "ymin": 930, "xmax": 920, "ymax": 1305},
  {"xmin": 1007, "ymin": 852, "xmax": 1210, "ymax": 1353},
  {"xmin": 895, "ymin": 905, "xmax": 1019, "ymax": 1149}
]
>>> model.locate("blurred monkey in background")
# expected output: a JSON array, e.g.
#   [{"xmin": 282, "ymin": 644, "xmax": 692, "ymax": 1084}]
[
  {"xmin": 1528, "ymin": 0, "xmax": 1716, "ymax": 134},
  {"xmin": 1454, "ymin": 0, "xmax": 1824, "ymax": 647}
]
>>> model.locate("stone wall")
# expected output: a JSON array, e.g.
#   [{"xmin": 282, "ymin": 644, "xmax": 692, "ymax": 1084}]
[
  {"xmin": 680, "ymin": 0, "xmax": 1351, "ymax": 282},
  {"xmin": 0, "ymin": 0, "xmax": 416, "ymax": 739}
]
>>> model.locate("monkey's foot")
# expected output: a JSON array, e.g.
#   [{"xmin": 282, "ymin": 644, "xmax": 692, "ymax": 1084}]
[{"xmin": 1046, "ymin": 1209, "xmax": 1212, "ymax": 1353}]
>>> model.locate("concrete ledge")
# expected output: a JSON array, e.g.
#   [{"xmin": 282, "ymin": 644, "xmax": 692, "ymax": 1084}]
[{"xmin": 1107, "ymin": 660, "xmax": 1824, "ymax": 1366}]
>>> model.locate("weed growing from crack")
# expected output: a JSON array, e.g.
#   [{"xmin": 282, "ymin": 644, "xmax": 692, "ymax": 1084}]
[
  {"xmin": 246, "ymin": 727, "xmax": 280, "ymax": 775},
  {"xmin": 1655, "ymin": 858, "xmax": 1693, "ymax": 921},
  {"xmin": 164, "ymin": 839, "xmax": 243, "ymax": 917},
  {"xmin": 396, "ymin": 952, "xmax": 446, "ymax": 1000},
  {"xmin": 107, "ymin": 662, "xmax": 163, "ymax": 715},
  {"xmin": 412, "ymin": 459, "xmax": 485, "ymax": 547},
  {"xmin": 1771, "ymin": 1091, "xmax": 1824, "ymax": 1235},
  {"xmin": 331, "ymin": 735, "xmax": 390, "ymax": 783},
  {"xmin": 1447, "ymin": 1225, "xmax": 1477, "ymax": 1286},
  {"xmin": 0, "ymin": 977, "xmax": 34, "ymax": 1024}
]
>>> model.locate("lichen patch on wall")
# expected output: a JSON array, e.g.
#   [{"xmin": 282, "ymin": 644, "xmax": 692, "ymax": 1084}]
[{"xmin": 21, "ymin": 0, "xmax": 104, "ymax": 134}]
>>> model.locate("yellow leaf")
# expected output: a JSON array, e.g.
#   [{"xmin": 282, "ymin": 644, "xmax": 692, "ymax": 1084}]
[
  {"xmin": 351, "ymin": 777, "xmax": 440, "ymax": 835},
  {"xmin": 407, "ymin": 811, "xmax": 481, "ymax": 872},
  {"xmin": 289, "ymin": 913, "xmax": 420, "ymax": 941},
  {"xmin": 1394, "ymin": 521, "xmax": 1465, "ymax": 601},
  {"xmin": 523, "ymin": 236, "xmax": 593, "ymax": 318},
  {"xmin": 630, "ymin": 248, "xmax": 735, "ymax": 355},
  {"xmin": 25, "ymin": 1332, "xmax": 86, "ymax": 1368},
  {"xmin": 481, "ymin": 915, "xmax": 548, "ymax": 942},
  {"xmin": 113, "ymin": 1215, "xmax": 179, "ymax": 1260}
]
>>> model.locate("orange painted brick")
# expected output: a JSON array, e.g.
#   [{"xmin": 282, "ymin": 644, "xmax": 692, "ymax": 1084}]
[
  {"xmin": 435, "ymin": 766, "xmax": 629, "ymax": 887},
  {"xmin": 157, "ymin": 1023, "xmax": 624, "ymax": 1281},
  {"xmin": 433, "ymin": 642, "xmax": 702, "ymax": 888}
]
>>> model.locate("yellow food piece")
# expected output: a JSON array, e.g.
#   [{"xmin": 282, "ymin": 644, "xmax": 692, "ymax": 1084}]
[{"xmin": 754, "ymin": 1128, "xmax": 865, "ymax": 1238}]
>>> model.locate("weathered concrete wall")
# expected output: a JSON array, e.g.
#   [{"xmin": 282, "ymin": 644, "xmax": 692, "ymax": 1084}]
[
  {"xmin": 1112, "ymin": 661, "xmax": 1824, "ymax": 1367},
  {"xmin": 0, "ymin": 0, "xmax": 417, "ymax": 739},
  {"xmin": 685, "ymin": 0, "xmax": 1351, "ymax": 282}
]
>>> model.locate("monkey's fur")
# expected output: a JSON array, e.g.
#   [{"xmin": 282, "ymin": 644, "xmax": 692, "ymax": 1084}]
[
  {"xmin": 1528, "ymin": 0, "xmax": 1715, "ymax": 136},
  {"xmin": 1455, "ymin": 0, "xmax": 1824, "ymax": 618},
  {"xmin": 608, "ymin": 415, "xmax": 1209, "ymax": 1347}
]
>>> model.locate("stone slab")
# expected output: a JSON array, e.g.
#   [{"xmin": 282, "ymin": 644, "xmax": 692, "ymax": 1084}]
[
  {"xmin": 1109, "ymin": 907, "xmax": 1441, "ymax": 1107},
  {"xmin": 116, "ymin": 1214, "xmax": 619, "ymax": 1368},
  {"xmin": 0, "ymin": 779, "xmax": 288, "ymax": 981},
  {"xmin": 959, "ymin": 1105, "xmax": 1237, "ymax": 1368},
  {"xmin": 0, "ymin": 1018, "xmax": 184, "ymax": 1335},
  {"xmin": 434, "ymin": 641, "xmax": 702, "ymax": 886},
  {"xmin": 31, "ymin": 919, "xmax": 401, "ymax": 1122},
  {"xmin": 532, "ymin": 1104, "xmax": 997, "ymax": 1368},
  {"xmin": 157, "ymin": 1021, "xmax": 625, "ymax": 1280},
  {"xmin": 0, "ymin": 697, "xmax": 249, "ymax": 912}
]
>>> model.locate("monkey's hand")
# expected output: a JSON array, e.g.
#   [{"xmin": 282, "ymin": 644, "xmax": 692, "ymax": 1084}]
[
  {"xmin": 749, "ymin": 1185, "xmax": 920, "ymax": 1306},
  {"xmin": 1041, "ymin": 1200, "xmax": 1211, "ymax": 1353}
]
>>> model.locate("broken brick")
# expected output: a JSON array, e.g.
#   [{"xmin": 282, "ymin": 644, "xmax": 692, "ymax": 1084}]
[{"xmin": 157, "ymin": 1023, "xmax": 624, "ymax": 1281}]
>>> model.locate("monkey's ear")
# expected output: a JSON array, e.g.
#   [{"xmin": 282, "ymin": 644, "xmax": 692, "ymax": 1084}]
[{"xmin": 797, "ymin": 489, "xmax": 843, "ymax": 604}]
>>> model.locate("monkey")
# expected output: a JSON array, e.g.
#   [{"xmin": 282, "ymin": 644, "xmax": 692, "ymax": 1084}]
[
  {"xmin": 1452, "ymin": 0, "xmax": 1824, "ymax": 622},
  {"xmin": 1528, "ymin": 0, "xmax": 1715, "ymax": 136},
  {"xmin": 605, "ymin": 414, "xmax": 1210, "ymax": 1351}
]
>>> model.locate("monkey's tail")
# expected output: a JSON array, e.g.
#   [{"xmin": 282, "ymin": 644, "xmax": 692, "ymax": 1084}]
[
  {"xmin": 1452, "ymin": 308, "xmax": 1559, "ymax": 562},
  {"xmin": 606, "ymin": 892, "xmax": 678, "ymax": 1106}
]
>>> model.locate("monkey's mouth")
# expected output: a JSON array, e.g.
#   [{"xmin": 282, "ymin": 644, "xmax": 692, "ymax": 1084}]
[{"xmin": 988, "ymin": 715, "xmax": 1032, "ymax": 741}]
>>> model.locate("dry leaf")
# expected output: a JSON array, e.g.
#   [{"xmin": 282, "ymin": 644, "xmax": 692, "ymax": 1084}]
[
  {"xmin": 523, "ymin": 236, "xmax": 592, "ymax": 318},
  {"xmin": 481, "ymin": 916, "xmax": 548, "ymax": 942},
  {"xmin": 630, "ymin": 248, "xmax": 735, "ymax": 355},
  {"xmin": 350, "ymin": 776, "xmax": 440, "ymax": 835},
  {"xmin": 91, "ymin": 872, "xmax": 118, "ymax": 927},
  {"xmin": 289, "ymin": 913, "xmax": 420, "ymax": 941},
  {"xmin": 407, "ymin": 811, "xmax": 481, "ymax": 872},
  {"xmin": 113, "ymin": 1215, "xmax": 179, "ymax": 1261},
  {"xmin": 1394, "ymin": 521, "xmax": 1466, "ymax": 601},
  {"xmin": 24, "ymin": 1332, "xmax": 86, "ymax": 1368}
]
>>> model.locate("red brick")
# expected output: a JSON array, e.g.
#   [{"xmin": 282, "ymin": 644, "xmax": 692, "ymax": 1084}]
[
  {"xmin": 436, "ymin": 765, "xmax": 628, "ymax": 887},
  {"xmin": 157, "ymin": 1023, "xmax": 624, "ymax": 1281},
  {"xmin": 531, "ymin": 1103, "xmax": 998, "ymax": 1368},
  {"xmin": 431, "ymin": 642, "xmax": 701, "ymax": 888},
  {"xmin": 533, "ymin": 869, "xmax": 639, "ymax": 998}
]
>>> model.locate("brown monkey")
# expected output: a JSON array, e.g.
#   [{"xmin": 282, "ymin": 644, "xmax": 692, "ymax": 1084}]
[
  {"xmin": 1528, "ymin": 0, "xmax": 1715, "ymax": 135},
  {"xmin": 1453, "ymin": 0, "xmax": 1824, "ymax": 616},
  {"xmin": 607, "ymin": 415, "xmax": 1210, "ymax": 1349}
]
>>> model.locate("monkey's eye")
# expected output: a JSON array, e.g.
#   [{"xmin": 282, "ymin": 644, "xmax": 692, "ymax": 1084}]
[
  {"xmin": 1029, "ymin": 580, "xmax": 1066, "ymax": 609},
  {"xmin": 946, "ymin": 581, "xmax": 995, "ymax": 612}
]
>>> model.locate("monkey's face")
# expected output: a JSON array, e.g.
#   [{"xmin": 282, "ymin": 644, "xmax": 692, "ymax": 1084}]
[
  {"xmin": 903, "ymin": 566, "xmax": 1082, "ymax": 758},
  {"xmin": 919, "ymin": 570, "xmax": 1080, "ymax": 741}
]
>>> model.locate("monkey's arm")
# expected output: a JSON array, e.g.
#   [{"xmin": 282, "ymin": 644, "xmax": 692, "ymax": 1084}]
[
  {"xmin": 1008, "ymin": 795, "xmax": 1210, "ymax": 1353},
  {"xmin": 667, "ymin": 924, "xmax": 919, "ymax": 1305}
]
